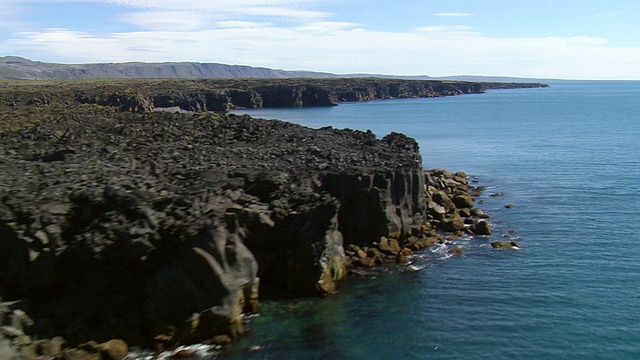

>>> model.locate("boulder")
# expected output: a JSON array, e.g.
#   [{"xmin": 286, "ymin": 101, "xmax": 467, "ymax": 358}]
[
  {"xmin": 491, "ymin": 241, "xmax": 520, "ymax": 249},
  {"xmin": 431, "ymin": 191, "xmax": 455, "ymax": 212},
  {"xmin": 441, "ymin": 213, "xmax": 466, "ymax": 232},
  {"xmin": 471, "ymin": 208, "xmax": 490, "ymax": 218},
  {"xmin": 453, "ymin": 171, "xmax": 468, "ymax": 184},
  {"xmin": 34, "ymin": 337, "xmax": 65, "ymax": 358},
  {"xmin": 377, "ymin": 237, "xmax": 402, "ymax": 255},
  {"xmin": 452, "ymin": 193, "xmax": 474, "ymax": 209},
  {"xmin": 395, "ymin": 252, "xmax": 408, "ymax": 264},
  {"xmin": 427, "ymin": 201, "xmax": 446, "ymax": 220},
  {"xmin": 78, "ymin": 340, "xmax": 128, "ymax": 360},
  {"xmin": 473, "ymin": 221, "xmax": 493, "ymax": 235}
]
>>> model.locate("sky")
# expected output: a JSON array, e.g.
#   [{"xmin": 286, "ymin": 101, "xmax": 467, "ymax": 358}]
[{"xmin": 1, "ymin": 0, "xmax": 640, "ymax": 79}]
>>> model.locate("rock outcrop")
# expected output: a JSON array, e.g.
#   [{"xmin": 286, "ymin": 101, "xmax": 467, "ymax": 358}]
[
  {"xmin": 343, "ymin": 168, "xmax": 494, "ymax": 270},
  {"xmin": 0, "ymin": 79, "xmax": 518, "ymax": 355},
  {"xmin": 0, "ymin": 94, "xmax": 427, "ymax": 350},
  {"xmin": 0, "ymin": 78, "xmax": 548, "ymax": 117}
]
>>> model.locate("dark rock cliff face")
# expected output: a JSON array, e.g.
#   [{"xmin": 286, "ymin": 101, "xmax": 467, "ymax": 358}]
[
  {"xmin": 0, "ymin": 78, "xmax": 546, "ymax": 117},
  {"xmin": 331, "ymin": 80, "xmax": 485, "ymax": 102},
  {"xmin": 151, "ymin": 90, "xmax": 229, "ymax": 112},
  {"xmin": 319, "ymin": 133, "xmax": 425, "ymax": 246},
  {"xmin": 254, "ymin": 85, "xmax": 336, "ymax": 107},
  {"xmin": 0, "ymin": 101, "xmax": 425, "ymax": 347}
]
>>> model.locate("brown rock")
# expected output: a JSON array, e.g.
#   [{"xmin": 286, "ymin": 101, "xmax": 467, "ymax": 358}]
[
  {"xmin": 471, "ymin": 208, "xmax": 490, "ymax": 218},
  {"xmin": 452, "ymin": 193, "xmax": 474, "ymax": 209},
  {"xmin": 76, "ymin": 339, "xmax": 128, "ymax": 360},
  {"xmin": 395, "ymin": 252, "xmax": 408, "ymax": 264},
  {"xmin": 35, "ymin": 337, "xmax": 65, "ymax": 357},
  {"xmin": 427, "ymin": 201, "xmax": 446, "ymax": 220},
  {"xmin": 62, "ymin": 348, "xmax": 101, "ymax": 360},
  {"xmin": 366, "ymin": 248, "xmax": 381, "ymax": 259},
  {"xmin": 441, "ymin": 213, "xmax": 465, "ymax": 232},
  {"xmin": 354, "ymin": 257, "xmax": 376, "ymax": 268},
  {"xmin": 171, "ymin": 348, "xmax": 196, "ymax": 359},
  {"xmin": 453, "ymin": 171, "xmax": 468, "ymax": 184},
  {"xmin": 449, "ymin": 247, "xmax": 464, "ymax": 255},
  {"xmin": 431, "ymin": 191, "xmax": 455, "ymax": 211},
  {"xmin": 98, "ymin": 339, "xmax": 128, "ymax": 360},
  {"xmin": 458, "ymin": 208, "xmax": 472, "ymax": 218},
  {"xmin": 473, "ymin": 221, "xmax": 493, "ymax": 235},
  {"xmin": 491, "ymin": 241, "xmax": 519, "ymax": 249},
  {"xmin": 377, "ymin": 237, "xmax": 401, "ymax": 254}
]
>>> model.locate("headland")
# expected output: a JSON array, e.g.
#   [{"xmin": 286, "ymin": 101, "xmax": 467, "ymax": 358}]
[{"xmin": 0, "ymin": 78, "xmax": 538, "ymax": 358}]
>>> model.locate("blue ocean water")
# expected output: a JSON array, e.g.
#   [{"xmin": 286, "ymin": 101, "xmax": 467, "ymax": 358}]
[{"xmin": 224, "ymin": 81, "xmax": 640, "ymax": 359}]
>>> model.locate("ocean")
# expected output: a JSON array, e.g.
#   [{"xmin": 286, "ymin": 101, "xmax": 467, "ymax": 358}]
[{"xmin": 223, "ymin": 81, "xmax": 640, "ymax": 359}]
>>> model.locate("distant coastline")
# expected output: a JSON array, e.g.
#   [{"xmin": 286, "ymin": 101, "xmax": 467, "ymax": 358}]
[{"xmin": 1, "ymin": 56, "xmax": 555, "ymax": 83}]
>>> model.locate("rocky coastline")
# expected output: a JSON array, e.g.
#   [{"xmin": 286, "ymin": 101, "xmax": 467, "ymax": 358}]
[
  {"xmin": 0, "ymin": 79, "xmax": 523, "ymax": 359},
  {"xmin": 0, "ymin": 78, "xmax": 547, "ymax": 116}
]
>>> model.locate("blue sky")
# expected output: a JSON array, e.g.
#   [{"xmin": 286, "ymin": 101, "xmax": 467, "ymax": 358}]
[{"xmin": 1, "ymin": 0, "xmax": 639, "ymax": 79}]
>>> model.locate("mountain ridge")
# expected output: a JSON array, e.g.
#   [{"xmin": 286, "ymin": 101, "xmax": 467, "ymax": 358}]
[{"xmin": 0, "ymin": 56, "xmax": 555, "ymax": 82}]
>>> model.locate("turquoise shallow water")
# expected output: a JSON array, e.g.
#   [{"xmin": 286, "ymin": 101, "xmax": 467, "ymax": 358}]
[{"xmin": 225, "ymin": 82, "xmax": 640, "ymax": 359}]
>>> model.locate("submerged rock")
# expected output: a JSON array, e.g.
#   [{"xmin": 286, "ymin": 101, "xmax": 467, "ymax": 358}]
[{"xmin": 491, "ymin": 241, "xmax": 520, "ymax": 249}]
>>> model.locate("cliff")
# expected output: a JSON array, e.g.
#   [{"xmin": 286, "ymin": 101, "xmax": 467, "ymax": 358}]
[
  {"xmin": 0, "ymin": 88, "xmax": 427, "ymax": 350},
  {"xmin": 0, "ymin": 78, "xmax": 540, "ymax": 353},
  {"xmin": 0, "ymin": 78, "xmax": 547, "ymax": 118}
]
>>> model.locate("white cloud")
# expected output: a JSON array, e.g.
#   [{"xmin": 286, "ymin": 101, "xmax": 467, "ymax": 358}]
[
  {"xmin": 433, "ymin": 13, "xmax": 474, "ymax": 17},
  {"xmin": 2, "ymin": 0, "xmax": 334, "ymax": 29},
  {"xmin": 295, "ymin": 21, "xmax": 360, "ymax": 32},
  {"xmin": 596, "ymin": 10, "xmax": 622, "ymax": 18},
  {"xmin": 9, "ymin": 0, "xmax": 331, "ymax": 13},
  {"xmin": 119, "ymin": 11, "xmax": 213, "ymax": 31},
  {"xmin": 4, "ymin": 23, "xmax": 639, "ymax": 79},
  {"xmin": 0, "ymin": 2, "xmax": 29, "ymax": 30},
  {"xmin": 2, "ymin": 1, "xmax": 640, "ymax": 79},
  {"xmin": 216, "ymin": 21, "xmax": 272, "ymax": 28},
  {"xmin": 240, "ymin": 6, "xmax": 330, "ymax": 19},
  {"xmin": 415, "ymin": 25, "xmax": 478, "ymax": 38}
]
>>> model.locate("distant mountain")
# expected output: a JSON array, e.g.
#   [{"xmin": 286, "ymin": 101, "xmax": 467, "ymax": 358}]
[
  {"xmin": 430, "ymin": 75, "xmax": 564, "ymax": 83},
  {"xmin": 0, "ymin": 56, "xmax": 554, "ymax": 82},
  {"xmin": 0, "ymin": 56, "xmax": 339, "ymax": 80}
]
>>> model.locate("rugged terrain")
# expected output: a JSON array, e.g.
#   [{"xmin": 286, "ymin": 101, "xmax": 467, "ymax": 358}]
[
  {"xmin": 0, "ymin": 78, "xmax": 546, "ymax": 131},
  {"xmin": 0, "ymin": 78, "xmax": 520, "ymax": 358}
]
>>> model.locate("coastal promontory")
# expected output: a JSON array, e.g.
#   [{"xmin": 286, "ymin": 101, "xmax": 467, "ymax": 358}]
[{"xmin": 0, "ymin": 78, "xmax": 536, "ymax": 356}]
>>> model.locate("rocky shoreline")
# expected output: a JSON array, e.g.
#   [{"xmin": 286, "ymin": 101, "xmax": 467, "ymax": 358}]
[
  {"xmin": 344, "ymin": 168, "xmax": 494, "ymax": 271},
  {"xmin": 0, "ymin": 79, "xmax": 524, "ymax": 359}
]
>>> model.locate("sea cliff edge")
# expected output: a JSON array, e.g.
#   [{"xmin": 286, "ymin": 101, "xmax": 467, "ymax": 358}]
[{"xmin": 0, "ymin": 78, "xmax": 533, "ymax": 358}]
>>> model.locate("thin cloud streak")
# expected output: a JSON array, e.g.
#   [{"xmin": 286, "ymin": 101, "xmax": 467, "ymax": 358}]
[
  {"xmin": 118, "ymin": 11, "xmax": 214, "ymax": 31},
  {"xmin": 8, "ymin": 0, "xmax": 331, "ymax": 12},
  {"xmin": 415, "ymin": 25, "xmax": 478, "ymax": 37},
  {"xmin": 595, "ymin": 10, "xmax": 622, "ymax": 18},
  {"xmin": 433, "ymin": 12, "xmax": 474, "ymax": 17}
]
